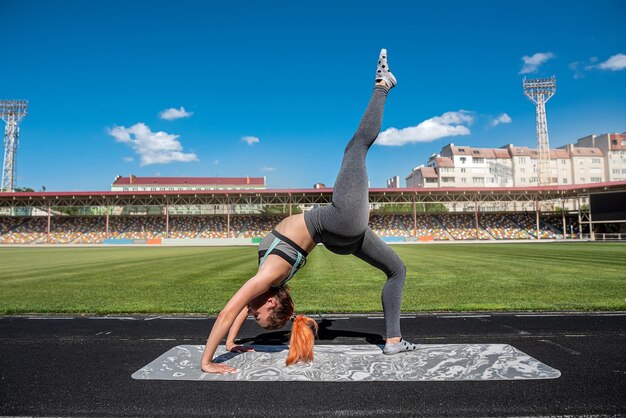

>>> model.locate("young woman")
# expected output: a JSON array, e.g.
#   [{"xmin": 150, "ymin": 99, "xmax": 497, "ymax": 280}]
[{"xmin": 201, "ymin": 49, "xmax": 418, "ymax": 374}]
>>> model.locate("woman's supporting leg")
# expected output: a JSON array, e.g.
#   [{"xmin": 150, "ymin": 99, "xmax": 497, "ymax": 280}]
[
  {"xmin": 352, "ymin": 227, "xmax": 406, "ymax": 338},
  {"xmin": 353, "ymin": 228, "xmax": 419, "ymax": 353}
]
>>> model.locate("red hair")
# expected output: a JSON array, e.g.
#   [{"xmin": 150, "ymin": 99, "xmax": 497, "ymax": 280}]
[{"xmin": 286, "ymin": 314, "xmax": 318, "ymax": 366}]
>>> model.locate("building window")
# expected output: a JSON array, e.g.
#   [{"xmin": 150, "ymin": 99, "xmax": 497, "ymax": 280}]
[
  {"xmin": 622, "ymin": 169, "xmax": 626, "ymax": 174},
  {"xmin": 530, "ymin": 177, "xmax": 537, "ymax": 183},
  {"xmin": 460, "ymin": 168, "xmax": 466, "ymax": 173},
  {"xmin": 474, "ymin": 157, "xmax": 484, "ymax": 164},
  {"xmin": 123, "ymin": 187, "xmax": 128, "ymax": 191},
  {"xmin": 460, "ymin": 157, "xmax": 467, "ymax": 164},
  {"xmin": 561, "ymin": 159, "xmax": 566, "ymax": 165},
  {"xmin": 425, "ymin": 178, "xmax": 437, "ymax": 183},
  {"xmin": 580, "ymin": 178, "xmax": 585, "ymax": 182},
  {"xmin": 592, "ymin": 158, "xmax": 601, "ymax": 164},
  {"xmin": 160, "ymin": 187, "xmax": 166, "ymax": 191},
  {"xmin": 612, "ymin": 139, "xmax": 618, "ymax": 145},
  {"xmin": 562, "ymin": 178, "xmax": 567, "ymax": 184},
  {"xmin": 472, "ymin": 177, "xmax": 484, "ymax": 184},
  {"xmin": 591, "ymin": 177, "xmax": 602, "ymax": 182},
  {"xmin": 521, "ymin": 178, "xmax": 526, "ymax": 183},
  {"xmin": 519, "ymin": 157, "xmax": 526, "ymax": 163},
  {"xmin": 461, "ymin": 178, "xmax": 466, "ymax": 183},
  {"xmin": 613, "ymin": 169, "xmax": 620, "ymax": 174},
  {"xmin": 520, "ymin": 167, "xmax": 525, "ymax": 173},
  {"xmin": 132, "ymin": 187, "xmax": 138, "ymax": 191}
]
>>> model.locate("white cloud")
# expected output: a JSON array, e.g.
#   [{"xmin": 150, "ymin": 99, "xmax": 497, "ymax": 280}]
[
  {"xmin": 597, "ymin": 53, "xmax": 626, "ymax": 71},
  {"xmin": 109, "ymin": 122, "xmax": 198, "ymax": 166},
  {"xmin": 519, "ymin": 52, "xmax": 555, "ymax": 74},
  {"xmin": 261, "ymin": 166, "xmax": 276, "ymax": 172},
  {"xmin": 490, "ymin": 113, "xmax": 512, "ymax": 127},
  {"xmin": 123, "ymin": 156, "xmax": 134, "ymax": 162},
  {"xmin": 242, "ymin": 135, "xmax": 260, "ymax": 146},
  {"xmin": 569, "ymin": 61, "xmax": 585, "ymax": 79},
  {"xmin": 159, "ymin": 106, "xmax": 193, "ymax": 120},
  {"xmin": 376, "ymin": 110, "xmax": 474, "ymax": 146}
]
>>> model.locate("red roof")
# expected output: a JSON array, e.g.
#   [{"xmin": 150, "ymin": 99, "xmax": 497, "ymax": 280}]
[
  {"xmin": 420, "ymin": 167, "xmax": 439, "ymax": 178},
  {"xmin": 493, "ymin": 149, "xmax": 511, "ymax": 159},
  {"xmin": 570, "ymin": 147, "xmax": 604, "ymax": 157},
  {"xmin": 550, "ymin": 149, "xmax": 570, "ymax": 159},
  {"xmin": 435, "ymin": 157, "xmax": 454, "ymax": 167},
  {"xmin": 112, "ymin": 176, "xmax": 265, "ymax": 186},
  {"xmin": 2, "ymin": 180, "xmax": 626, "ymax": 199}
]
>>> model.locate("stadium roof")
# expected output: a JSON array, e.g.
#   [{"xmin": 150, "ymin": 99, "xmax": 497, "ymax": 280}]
[{"xmin": 1, "ymin": 181, "xmax": 626, "ymax": 208}]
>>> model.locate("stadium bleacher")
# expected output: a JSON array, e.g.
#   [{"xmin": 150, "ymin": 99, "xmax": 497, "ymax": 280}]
[
  {"xmin": 0, "ymin": 212, "xmax": 583, "ymax": 244},
  {"xmin": 436, "ymin": 213, "xmax": 491, "ymax": 240},
  {"xmin": 399, "ymin": 214, "xmax": 449, "ymax": 240},
  {"xmin": 509, "ymin": 213, "xmax": 557, "ymax": 239},
  {"xmin": 479, "ymin": 213, "xmax": 531, "ymax": 240}
]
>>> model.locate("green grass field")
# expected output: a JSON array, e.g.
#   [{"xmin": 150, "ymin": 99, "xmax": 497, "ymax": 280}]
[{"xmin": 0, "ymin": 242, "xmax": 624, "ymax": 314}]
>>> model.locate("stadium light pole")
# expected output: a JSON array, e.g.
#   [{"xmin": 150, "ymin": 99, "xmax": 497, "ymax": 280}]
[
  {"xmin": 0, "ymin": 100, "xmax": 28, "ymax": 192},
  {"xmin": 523, "ymin": 77, "xmax": 556, "ymax": 186}
]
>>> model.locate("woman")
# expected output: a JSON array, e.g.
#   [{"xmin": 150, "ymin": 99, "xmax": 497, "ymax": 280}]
[{"xmin": 201, "ymin": 49, "xmax": 418, "ymax": 374}]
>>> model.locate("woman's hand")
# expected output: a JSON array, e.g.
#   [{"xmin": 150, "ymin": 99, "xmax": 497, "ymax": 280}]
[
  {"xmin": 226, "ymin": 342, "xmax": 256, "ymax": 353},
  {"xmin": 201, "ymin": 362, "xmax": 238, "ymax": 374}
]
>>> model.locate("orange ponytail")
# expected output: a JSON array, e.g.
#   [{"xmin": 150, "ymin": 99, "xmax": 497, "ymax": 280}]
[{"xmin": 286, "ymin": 314, "xmax": 318, "ymax": 366}]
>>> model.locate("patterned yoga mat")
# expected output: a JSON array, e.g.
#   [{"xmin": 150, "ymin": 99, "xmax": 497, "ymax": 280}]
[{"xmin": 132, "ymin": 344, "xmax": 561, "ymax": 381}]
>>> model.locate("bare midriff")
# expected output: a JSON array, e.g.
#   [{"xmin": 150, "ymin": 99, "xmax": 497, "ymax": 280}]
[{"xmin": 274, "ymin": 213, "xmax": 317, "ymax": 254}]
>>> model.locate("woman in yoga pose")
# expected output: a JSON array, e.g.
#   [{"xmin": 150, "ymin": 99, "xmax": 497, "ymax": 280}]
[{"xmin": 201, "ymin": 49, "xmax": 417, "ymax": 374}]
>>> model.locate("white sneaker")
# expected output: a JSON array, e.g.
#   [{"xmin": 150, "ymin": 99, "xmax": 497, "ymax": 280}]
[
  {"xmin": 375, "ymin": 48, "xmax": 397, "ymax": 89},
  {"xmin": 383, "ymin": 338, "xmax": 418, "ymax": 355}
]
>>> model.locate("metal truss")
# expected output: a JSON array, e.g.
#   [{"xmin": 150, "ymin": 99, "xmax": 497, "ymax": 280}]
[
  {"xmin": 523, "ymin": 77, "xmax": 556, "ymax": 186},
  {"xmin": 1, "ymin": 100, "xmax": 28, "ymax": 192}
]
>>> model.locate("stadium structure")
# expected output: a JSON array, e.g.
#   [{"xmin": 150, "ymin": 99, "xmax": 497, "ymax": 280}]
[{"xmin": 1, "ymin": 180, "xmax": 625, "ymax": 245}]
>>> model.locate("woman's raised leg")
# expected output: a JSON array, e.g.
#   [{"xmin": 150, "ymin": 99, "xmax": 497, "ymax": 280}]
[{"xmin": 329, "ymin": 49, "xmax": 396, "ymax": 232}]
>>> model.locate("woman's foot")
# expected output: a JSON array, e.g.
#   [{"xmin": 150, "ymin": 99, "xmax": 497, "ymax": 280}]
[
  {"xmin": 375, "ymin": 48, "xmax": 397, "ymax": 89},
  {"xmin": 383, "ymin": 338, "xmax": 419, "ymax": 355}
]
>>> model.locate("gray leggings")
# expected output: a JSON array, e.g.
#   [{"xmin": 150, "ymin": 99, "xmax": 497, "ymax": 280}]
[{"xmin": 304, "ymin": 86, "xmax": 407, "ymax": 338}]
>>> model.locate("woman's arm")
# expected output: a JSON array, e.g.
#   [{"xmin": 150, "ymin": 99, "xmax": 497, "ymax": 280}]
[
  {"xmin": 200, "ymin": 274, "xmax": 273, "ymax": 374},
  {"xmin": 225, "ymin": 306, "xmax": 255, "ymax": 352}
]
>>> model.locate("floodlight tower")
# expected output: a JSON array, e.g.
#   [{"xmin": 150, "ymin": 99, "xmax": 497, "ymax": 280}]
[
  {"xmin": 0, "ymin": 100, "xmax": 28, "ymax": 192},
  {"xmin": 523, "ymin": 76, "xmax": 556, "ymax": 186}
]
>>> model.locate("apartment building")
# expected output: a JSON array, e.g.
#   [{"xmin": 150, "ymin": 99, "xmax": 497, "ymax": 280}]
[
  {"xmin": 405, "ymin": 134, "xmax": 624, "ymax": 188},
  {"xmin": 573, "ymin": 133, "xmax": 626, "ymax": 182}
]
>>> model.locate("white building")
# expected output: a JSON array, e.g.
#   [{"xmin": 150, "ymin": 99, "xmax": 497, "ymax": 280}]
[
  {"xmin": 110, "ymin": 175, "xmax": 266, "ymax": 215},
  {"xmin": 111, "ymin": 175, "xmax": 266, "ymax": 192},
  {"xmin": 573, "ymin": 133, "xmax": 626, "ymax": 182},
  {"xmin": 386, "ymin": 176, "xmax": 401, "ymax": 188},
  {"xmin": 405, "ymin": 134, "xmax": 625, "ymax": 188}
]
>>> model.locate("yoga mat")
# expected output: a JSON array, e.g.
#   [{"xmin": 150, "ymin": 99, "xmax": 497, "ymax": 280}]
[{"xmin": 132, "ymin": 344, "xmax": 560, "ymax": 381}]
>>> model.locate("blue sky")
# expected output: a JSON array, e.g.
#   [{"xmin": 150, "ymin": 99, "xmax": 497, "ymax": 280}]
[{"xmin": 1, "ymin": 0, "xmax": 625, "ymax": 191}]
